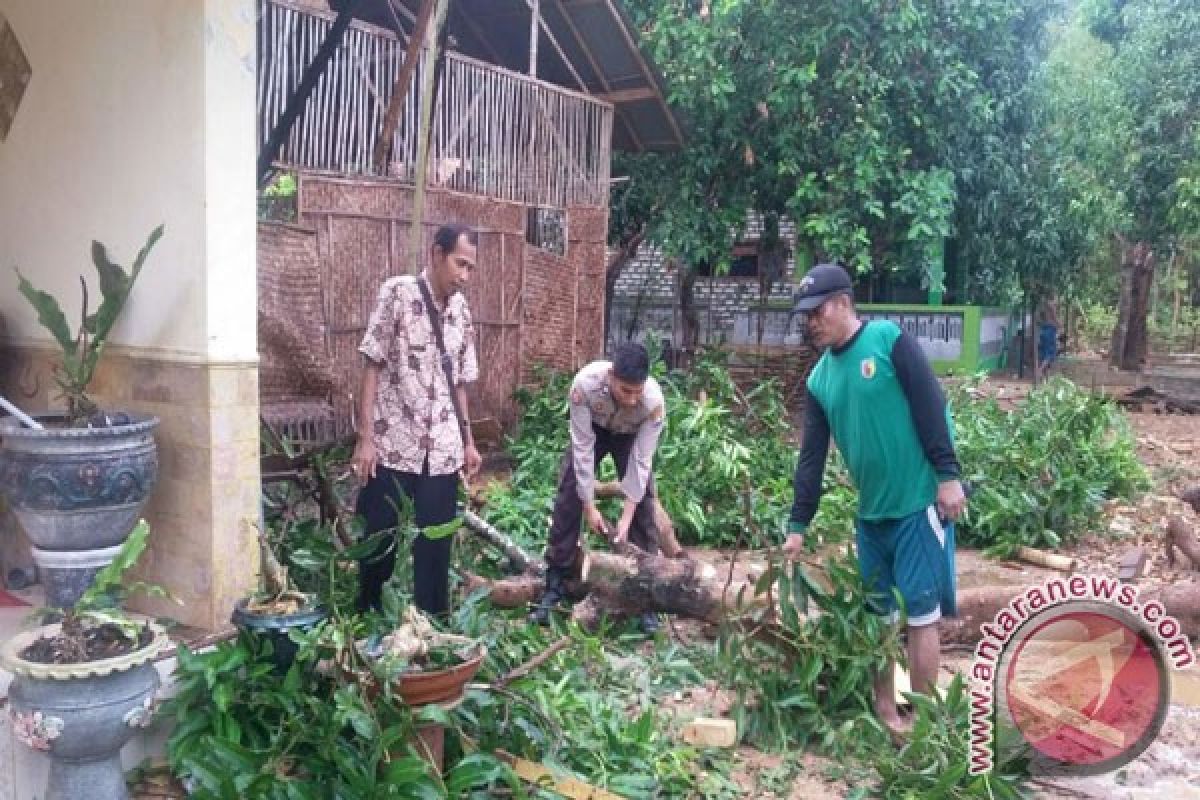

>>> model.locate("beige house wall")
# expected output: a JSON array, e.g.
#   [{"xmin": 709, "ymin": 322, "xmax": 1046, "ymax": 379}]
[{"xmin": 0, "ymin": 0, "xmax": 260, "ymax": 629}]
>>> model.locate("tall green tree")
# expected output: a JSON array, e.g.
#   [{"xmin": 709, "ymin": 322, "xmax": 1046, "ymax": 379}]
[
  {"xmin": 1077, "ymin": 0, "xmax": 1200, "ymax": 366},
  {"xmin": 611, "ymin": 0, "xmax": 1061, "ymax": 310}
]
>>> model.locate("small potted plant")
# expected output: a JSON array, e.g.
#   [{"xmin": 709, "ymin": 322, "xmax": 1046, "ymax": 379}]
[
  {"xmin": 0, "ymin": 226, "xmax": 164, "ymax": 608},
  {"xmin": 349, "ymin": 599, "xmax": 486, "ymax": 772},
  {"xmin": 1, "ymin": 520, "xmax": 171, "ymax": 800},
  {"xmin": 230, "ymin": 523, "xmax": 327, "ymax": 671}
]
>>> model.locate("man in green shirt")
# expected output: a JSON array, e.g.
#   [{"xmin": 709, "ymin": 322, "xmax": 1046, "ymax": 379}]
[{"xmin": 785, "ymin": 263, "xmax": 966, "ymax": 737}]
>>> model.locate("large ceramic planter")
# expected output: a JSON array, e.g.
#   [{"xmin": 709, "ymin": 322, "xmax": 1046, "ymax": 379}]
[
  {"xmin": 0, "ymin": 413, "xmax": 158, "ymax": 607},
  {"xmin": 231, "ymin": 598, "xmax": 327, "ymax": 671},
  {"xmin": 1, "ymin": 620, "xmax": 170, "ymax": 800}
]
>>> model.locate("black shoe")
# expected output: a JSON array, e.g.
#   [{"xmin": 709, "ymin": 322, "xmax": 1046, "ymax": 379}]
[
  {"xmin": 529, "ymin": 587, "xmax": 564, "ymax": 626},
  {"xmin": 529, "ymin": 567, "xmax": 568, "ymax": 626},
  {"xmin": 640, "ymin": 612, "xmax": 660, "ymax": 635}
]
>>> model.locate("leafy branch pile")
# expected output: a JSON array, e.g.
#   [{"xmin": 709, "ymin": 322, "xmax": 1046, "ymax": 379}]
[
  {"xmin": 479, "ymin": 357, "xmax": 1029, "ymax": 797},
  {"xmin": 952, "ymin": 377, "xmax": 1149, "ymax": 557}
]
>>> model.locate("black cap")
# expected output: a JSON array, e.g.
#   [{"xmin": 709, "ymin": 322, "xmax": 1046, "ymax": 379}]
[{"xmin": 792, "ymin": 263, "xmax": 853, "ymax": 312}]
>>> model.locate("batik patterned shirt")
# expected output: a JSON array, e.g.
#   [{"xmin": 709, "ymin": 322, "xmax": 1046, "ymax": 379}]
[{"xmin": 358, "ymin": 272, "xmax": 479, "ymax": 475}]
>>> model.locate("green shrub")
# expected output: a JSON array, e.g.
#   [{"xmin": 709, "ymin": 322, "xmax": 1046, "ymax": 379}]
[{"xmin": 952, "ymin": 377, "xmax": 1148, "ymax": 557}]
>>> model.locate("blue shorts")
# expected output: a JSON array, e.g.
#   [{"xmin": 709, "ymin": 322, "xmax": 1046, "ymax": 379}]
[
  {"xmin": 1038, "ymin": 323, "xmax": 1058, "ymax": 365},
  {"xmin": 856, "ymin": 506, "xmax": 957, "ymax": 627}
]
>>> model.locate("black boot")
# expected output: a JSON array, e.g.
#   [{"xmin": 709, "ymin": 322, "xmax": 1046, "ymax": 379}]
[{"xmin": 529, "ymin": 566, "xmax": 568, "ymax": 626}]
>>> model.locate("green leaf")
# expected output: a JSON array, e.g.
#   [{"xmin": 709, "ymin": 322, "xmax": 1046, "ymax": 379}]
[
  {"xmin": 84, "ymin": 225, "xmax": 162, "ymax": 343},
  {"xmin": 15, "ymin": 269, "xmax": 76, "ymax": 355}
]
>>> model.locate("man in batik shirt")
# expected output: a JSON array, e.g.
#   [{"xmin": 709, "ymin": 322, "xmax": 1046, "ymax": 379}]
[{"xmin": 352, "ymin": 223, "xmax": 482, "ymax": 615}]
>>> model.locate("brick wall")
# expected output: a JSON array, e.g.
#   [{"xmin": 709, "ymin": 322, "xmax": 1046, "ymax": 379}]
[{"xmin": 610, "ymin": 213, "xmax": 800, "ymax": 348}]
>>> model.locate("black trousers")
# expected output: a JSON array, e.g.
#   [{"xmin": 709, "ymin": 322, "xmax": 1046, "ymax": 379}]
[
  {"xmin": 355, "ymin": 463, "xmax": 458, "ymax": 615},
  {"xmin": 546, "ymin": 425, "xmax": 659, "ymax": 569}
]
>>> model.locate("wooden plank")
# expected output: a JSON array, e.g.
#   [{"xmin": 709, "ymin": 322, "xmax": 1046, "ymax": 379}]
[{"xmin": 594, "ymin": 87, "xmax": 658, "ymax": 104}]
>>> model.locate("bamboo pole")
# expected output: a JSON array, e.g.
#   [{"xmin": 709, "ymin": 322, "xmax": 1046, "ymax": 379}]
[
  {"xmin": 407, "ymin": 0, "xmax": 450, "ymax": 273},
  {"xmin": 528, "ymin": 0, "xmax": 539, "ymax": 77},
  {"xmin": 372, "ymin": 0, "xmax": 436, "ymax": 173}
]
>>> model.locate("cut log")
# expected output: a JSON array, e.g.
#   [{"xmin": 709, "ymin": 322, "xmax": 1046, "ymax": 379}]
[
  {"xmin": 940, "ymin": 586, "xmax": 1024, "ymax": 645},
  {"xmin": 1015, "ymin": 546, "xmax": 1077, "ymax": 573},
  {"xmin": 1166, "ymin": 515, "xmax": 1200, "ymax": 569},
  {"xmin": 594, "ymin": 481, "xmax": 685, "ymax": 558},
  {"xmin": 1144, "ymin": 581, "xmax": 1200, "ymax": 645},
  {"xmin": 462, "ymin": 571, "xmax": 542, "ymax": 607},
  {"xmin": 1180, "ymin": 486, "xmax": 1200, "ymax": 515},
  {"xmin": 458, "ymin": 516, "xmax": 1200, "ymax": 646},
  {"xmin": 462, "ymin": 548, "xmax": 764, "ymax": 625},
  {"xmin": 942, "ymin": 582, "xmax": 1200, "ymax": 646},
  {"xmin": 580, "ymin": 549, "xmax": 763, "ymax": 623},
  {"xmin": 1117, "ymin": 547, "xmax": 1149, "ymax": 582}
]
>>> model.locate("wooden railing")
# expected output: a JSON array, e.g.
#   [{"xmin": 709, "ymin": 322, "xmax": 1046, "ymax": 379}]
[{"xmin": 258, "ymin": 0, "xmax": 613, "ymax": 207}]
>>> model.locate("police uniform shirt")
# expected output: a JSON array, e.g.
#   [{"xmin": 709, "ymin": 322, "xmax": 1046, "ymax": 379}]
[{"xmin": 567, "ymin": 360, "xmax": 665, "ymax": 506}]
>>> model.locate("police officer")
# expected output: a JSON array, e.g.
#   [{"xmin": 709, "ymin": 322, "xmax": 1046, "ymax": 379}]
[{"xmin": 530, "ymin": 342, "xmax": 666, "ymax": 632}]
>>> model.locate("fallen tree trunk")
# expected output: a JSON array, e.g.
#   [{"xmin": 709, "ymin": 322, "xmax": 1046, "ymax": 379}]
[
  {"xmin": 463, "ymin": 549, "xmax": 763, "ymax": 625},
  {"xmin": 942, "ymin": 582, "xmax": 1200, "ymax": 645},
  {"xmin": 594, "ymin": 481, "xmax": 685, "ymax": 558},
  {"xmin": 459, "ymin": 518, "xmax": 1200, "ymax": 644}
]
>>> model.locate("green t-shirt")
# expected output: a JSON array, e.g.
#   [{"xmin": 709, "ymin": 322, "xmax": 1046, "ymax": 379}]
[{"xmin": 802, "ymin": 320, "xmax": 955, "ymax": 523}]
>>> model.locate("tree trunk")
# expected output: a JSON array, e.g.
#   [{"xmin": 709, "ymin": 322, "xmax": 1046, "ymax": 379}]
[
  {"xmin": 1111, "ymin": 239, "xmax": 1155, "ymax": 370},
  {"xmin": 1111, "ymin": 257, "xmax": 1133, "ymax": 368},
  {"xmin": 462, "ymin": 547, "xmax": 761, "ymax": 624},
  {"xmin": 603, "ymin": 229, "xmax": 647, "ymax": 348},
  {"xmin": 679, "ymin": 264, "xmax": 700, "ymax": 367},
  {"xmin": 940, "ymin": 582, "xmax": 1200, "ymax": 645},
  {"xmin": 1166, "ymin": 515, "xmax": 1200, "ymax": 569}
]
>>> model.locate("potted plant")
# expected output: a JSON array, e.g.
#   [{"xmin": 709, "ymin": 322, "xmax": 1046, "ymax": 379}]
[
  {"xmin": 230, "ymin": 522, "xmax": 327, "ymax": 671},
  {"xmin": 0, "ymin": 225, "xmax": 164, "ymax": 607},
  {"xmin": 1, "ymin": 520, "xmax": 171, "ymax": 800},
  {"xmin": 350, "ymin": 601, "xmax": 486, "ymax": 772}
]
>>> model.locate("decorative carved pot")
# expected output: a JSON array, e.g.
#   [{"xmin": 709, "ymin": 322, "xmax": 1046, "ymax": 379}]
[
  {"xmin": 1, "ymin": 621, "xmax": 170, "ymax": 800},
  {"xmin": 231, "ymin": 598, "xmax": 328, "ymax": 672},
  {"xmin": 0, "ymin": 413, "xmax": 158, "ymax": 606}
]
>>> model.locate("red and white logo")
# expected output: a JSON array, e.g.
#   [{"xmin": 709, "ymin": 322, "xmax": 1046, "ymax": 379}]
[{"xmin": 996, "ymin": 604, "xmax": 1169, "ymax": 776}]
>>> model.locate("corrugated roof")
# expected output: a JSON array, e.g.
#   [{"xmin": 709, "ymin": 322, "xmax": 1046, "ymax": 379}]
[{"xmin": 334, "ymin": 0, "xmax": 684, "ymax": 152}]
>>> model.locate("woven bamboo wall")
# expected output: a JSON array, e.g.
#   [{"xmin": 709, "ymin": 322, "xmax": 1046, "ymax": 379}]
[{"xmin": 255, "ymin": 173, "xmax": 609, "ymax": 438}]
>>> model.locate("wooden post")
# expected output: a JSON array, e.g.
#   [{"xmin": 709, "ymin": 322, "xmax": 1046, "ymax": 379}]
[
  {"xmin": 408, "ymin": 0, "xmax": 451, "ymax": 274},
  {"xmin": 371, "ymin": 0, "xmax": 437, "ymax": 173},
  {"xmin": 528, "ymin": 0, "xmax": 540, "ymax": 77}
]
